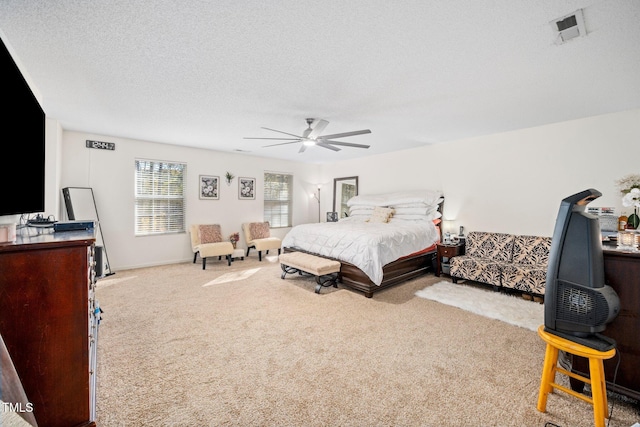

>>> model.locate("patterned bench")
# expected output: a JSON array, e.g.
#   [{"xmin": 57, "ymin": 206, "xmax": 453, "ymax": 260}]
[
  {"xmin": 279, "ymin": 252, "xmax": 341, "ymax": 294},
  {"xmin": 450, "ymin": 231, "xmax": 551, "ymax": 299}
]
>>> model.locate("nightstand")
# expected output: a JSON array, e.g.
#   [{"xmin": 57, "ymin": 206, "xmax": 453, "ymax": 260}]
[{"xmin": 435, "ymin": 242, "xmax": 465, "ymax": 277}]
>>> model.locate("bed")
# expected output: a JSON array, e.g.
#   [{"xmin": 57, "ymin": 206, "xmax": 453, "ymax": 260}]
[{"xmin": 281, "ymin": 190, "xmax": 443, "ymax": 297}]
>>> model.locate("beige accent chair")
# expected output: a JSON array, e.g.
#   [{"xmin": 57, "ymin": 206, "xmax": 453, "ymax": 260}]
[
  {"xmin": 242, "ymin": 222, "xmax": 282, "ymax": 261},
  {"xmin": 190, "ymin": 224, "xmax": 234, "ymax": 270}
]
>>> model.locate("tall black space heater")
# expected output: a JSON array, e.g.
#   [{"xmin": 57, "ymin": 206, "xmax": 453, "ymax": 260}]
[{"xmin": 544, "ymin": 189, "xmax": 620, "ymax": 351}]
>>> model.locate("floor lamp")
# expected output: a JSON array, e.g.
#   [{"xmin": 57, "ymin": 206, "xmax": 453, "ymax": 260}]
[{"xmin": 311, "ymin": 185, "xmax": 321, "ymax": 222}]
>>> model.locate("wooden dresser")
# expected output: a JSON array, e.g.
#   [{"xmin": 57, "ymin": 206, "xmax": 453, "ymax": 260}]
[
  {"xmin": 570, "ymin": 245, "xmax": 640, "ymax": 401},
  {"xmin": 0, "ymin": 228, "xmax": 99, "ymax": 427}
]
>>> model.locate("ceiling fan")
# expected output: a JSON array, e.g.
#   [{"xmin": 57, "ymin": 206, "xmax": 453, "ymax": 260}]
[{"xmin": 244, "ymin": 118, "xmax": 371, "ymax": 153}]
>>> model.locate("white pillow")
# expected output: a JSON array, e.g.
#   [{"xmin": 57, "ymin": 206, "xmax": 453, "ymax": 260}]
[
  {"xmin": 393, "ymin": 207, "xmax": 429, "ymax": 215},
  {"xmin": 347, "ymin": 191, "xmax": 443, "ymax": 207},
  {"xmin": 349, "ymin": 207, "xmax": 375, "ymax": 217},
  {"xmin": 392, "ymin": 202, "xmax": 430, "ymax": 209},
  {"xmin": 393, "ymin": 211, "xmax": 442, "ymax": 221}
]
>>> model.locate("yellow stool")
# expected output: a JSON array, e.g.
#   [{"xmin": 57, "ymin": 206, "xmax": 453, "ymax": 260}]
[{"xmin": 536, "ymin": 325, "xmax": 616, "ymax": 427}]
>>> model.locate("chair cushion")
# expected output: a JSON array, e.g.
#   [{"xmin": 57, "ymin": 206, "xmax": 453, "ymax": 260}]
[
  {"xmin": 249, "ymin": 222, "xmax": 271, "ymax": 239},
  {"xmin": 501, "ymin": 263, "xmax": 547, "ymax": 295},
  {"xmin": 503, "ymin": 235, "xmax": 551, "ymax": 295},
  {"xmin": 511, "ymin": 235, "xmax": 552, "ymax": 265},
  {"xmin": 253, "ymin": 237, "xmax": 282, "ymax": 251},
  {"xmin": 449, "ymin": 255, "xmax": 505, "ymax": 287},
  {"xmin": 199, "ymin": 224, "xmax": 223, "ymax": 243},
  {"xmin": 465, "ymin": 231, "xmax": 515, "ymax": 262},
  {"xmin": 198, "ymin": 242, "xmax": 234, "ymax": 258}
]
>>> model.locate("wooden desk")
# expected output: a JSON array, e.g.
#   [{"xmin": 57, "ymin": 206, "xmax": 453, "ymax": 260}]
[{"xmin": 570, "ymin": 245, "xmax": 640, "ymax": 401}]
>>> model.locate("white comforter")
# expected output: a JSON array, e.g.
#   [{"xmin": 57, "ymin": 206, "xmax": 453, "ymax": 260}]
[{"xmin": 281, "ymin": 219, "xmax": 439, "ymax": 285}]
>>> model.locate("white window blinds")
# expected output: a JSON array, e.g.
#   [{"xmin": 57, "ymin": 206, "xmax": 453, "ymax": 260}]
[
  {"xmin": 264, "ymin": 172, "xmax": 293, "ymax": 228},
  {"xmin": 135, "ymin": 159, "xmax": 186, "ymax": 236}
]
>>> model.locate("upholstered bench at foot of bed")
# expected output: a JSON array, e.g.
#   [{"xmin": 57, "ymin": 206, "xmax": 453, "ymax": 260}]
[{"xmin": 279, "ymin": 252, "xmax": 341, "ymax": 294}]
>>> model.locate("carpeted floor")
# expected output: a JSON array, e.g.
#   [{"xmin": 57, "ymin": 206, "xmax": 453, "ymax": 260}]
[{"xmin": 94, "ymin": 258, "xmax": 639, "ymax": 426}]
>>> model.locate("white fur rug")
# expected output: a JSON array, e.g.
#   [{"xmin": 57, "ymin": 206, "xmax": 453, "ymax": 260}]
[{"xmin": 415, "ymin": 281, "xmax": 543, "ymax": 332}]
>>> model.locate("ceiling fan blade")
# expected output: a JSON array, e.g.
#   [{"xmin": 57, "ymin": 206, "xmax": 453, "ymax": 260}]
[
  {"xmin": 307, "ymin": 119, "xmax": 329, "ymax": 139},
  {"xmin": 261, "ymin": 127, "xmax": 304, "ymax": 139},
  {"xmin": 248, "ymin": 120, "xmax": 370, "ymax": 153},
  {"xmin": 322, "ymin": 140, "xmax": 370, "ymax": 149},
  {"xmin": 263, "ymin": 140, "xmax": 302, "ymax": 147},
  {"xmin": 244, "ymin": 137, "xmax": 301, "ymax": 140},
  {"xmin": 316, "ymin": 142, "xmax": 341, "ymax": 152},
  {"xmin": 319, "ymin": 129, "xmax": 371, "ymax": 139}
]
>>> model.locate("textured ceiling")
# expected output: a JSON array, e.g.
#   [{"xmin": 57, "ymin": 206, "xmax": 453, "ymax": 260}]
[{"xmin": 1, "ymin": 1, "xmax": 639, "ymax": 164}]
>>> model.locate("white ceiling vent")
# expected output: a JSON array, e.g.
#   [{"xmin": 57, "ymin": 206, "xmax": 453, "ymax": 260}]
[{"xmin": 551, "ymin": 9, "xmax": 586, "ymax": 44}]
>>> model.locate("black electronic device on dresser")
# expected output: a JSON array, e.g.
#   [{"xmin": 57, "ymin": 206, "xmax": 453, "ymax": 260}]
[{"xmin": 544, "ymin": 189, "xmax": 620, "ymax": 351}]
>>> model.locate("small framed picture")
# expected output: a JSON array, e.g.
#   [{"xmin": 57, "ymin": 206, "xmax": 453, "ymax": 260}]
[
  {"xmin": 326, "ymin": 212, "xmax": 338, "ymax": 222},
  {"xmin": 238, "ymin": 177, "xmax": 256, "ymax": 200},
  {"xmin": 199, "ymin": 175, "xmax": 220, "ymax": 200}
]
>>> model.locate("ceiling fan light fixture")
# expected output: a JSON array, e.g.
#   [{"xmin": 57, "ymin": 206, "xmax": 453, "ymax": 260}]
[
  {"xmin": 245, "ymin": 118, "xmax": 371, "ymax": 154},
  {"xmin": 301, "ymin": 118, "xmax": 314, "ymax": 139}
]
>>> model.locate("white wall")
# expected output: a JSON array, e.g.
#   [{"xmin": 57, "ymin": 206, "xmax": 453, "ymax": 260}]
[
  {"xmin": 5, "ymin": 109, "xmax": 638, "ymax": 271},
  {"xmin": 60, "ymin": 131, "xmax": 321, "ymax": 270},
  {"xmin": 322, "ymin": 109, "xmax": 640, "ymax": 237}
]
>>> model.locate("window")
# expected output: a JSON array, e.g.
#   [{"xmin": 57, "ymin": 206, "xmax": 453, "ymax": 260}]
[
  {"xmin": 135, "ymin": 159, "xmax": 186, "ymax": 236},
  {"xmin": 264, "ymin": 172, "xmax": 293, "ymax": 228}
]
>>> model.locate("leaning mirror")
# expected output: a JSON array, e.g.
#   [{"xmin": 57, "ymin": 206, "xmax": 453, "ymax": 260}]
[
  {"xmin": 62, "ymin": 187, "xmax": 113, "ymax": 277},
  {"xmin": 333, "ymin": 176, "xmax": 358, "ymax": 219}
]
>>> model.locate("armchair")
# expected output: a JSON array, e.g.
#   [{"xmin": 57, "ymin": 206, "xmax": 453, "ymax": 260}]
[
  {"xmin": 189, "ymin": 224, "xmax": 234, "ymax": 270},
  {"xmin": 242, "ymin": 222, "xmax": 281, "ymax": 261}
]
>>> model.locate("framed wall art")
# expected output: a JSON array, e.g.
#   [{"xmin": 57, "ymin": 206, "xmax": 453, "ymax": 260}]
[
  {"xmin": 238, "ymin": 177, "xmax": 255, "ymax": 200},
  {"xmin": 199, "ymin": 175, "xmax": 220, "ymax": 200}
]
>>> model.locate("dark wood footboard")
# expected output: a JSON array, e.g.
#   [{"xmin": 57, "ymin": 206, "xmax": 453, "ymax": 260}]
[
  {"xmin": 339, "ymin": 251, "xmax": 435, "ymax": 297},
  {"xmin": 283, "ymin": 247, "xmax": 436, "ymax": 298}
]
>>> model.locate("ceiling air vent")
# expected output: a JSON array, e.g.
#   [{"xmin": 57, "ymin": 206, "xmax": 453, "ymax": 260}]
[{"xmin": 551, "ymin": 9, "xmax": 586, "ymax": 44}]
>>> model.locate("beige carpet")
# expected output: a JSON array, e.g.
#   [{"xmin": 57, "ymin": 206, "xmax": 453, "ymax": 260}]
[{"xmin": 95, "ymin": 258, "xmax": 639, "ymax": 426}]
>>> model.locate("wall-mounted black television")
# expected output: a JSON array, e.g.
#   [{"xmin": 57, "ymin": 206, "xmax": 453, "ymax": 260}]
[{"xmin": 0, "ymin": 37, "xmax": 46, "ymax": 217}]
